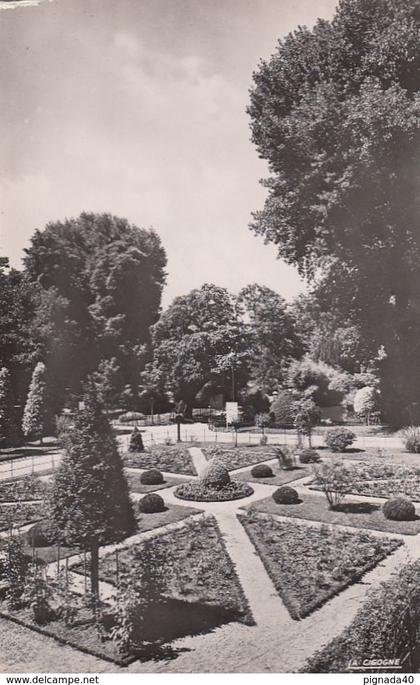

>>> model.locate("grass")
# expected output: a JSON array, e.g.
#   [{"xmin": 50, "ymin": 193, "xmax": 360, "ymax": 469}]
[
  {"xmin": 235, "ymin": 464, "xmax": 310, "ymax": 486},
  {"xmin": 239, "ymin": 512, "xmax": 402, "ymax": 619},
  {"xmin": 81, "ymin": 515, "xmax": 253, "ymax": 625},
  {"xmin": 126, "ymin": 471, "xmax": 191, "ymax": 493},
  {"xmin": 202, "ymin": 444, "xmax": 280, "ymax": 470},
  {"xmin": 24, "ymin": 504, "xmax": 201, "ymax": 564},
  {"xmin": 123, "ymin": 444, "xmax": 196, "ymax": 475},
  {"xmin": 245, "ymin": 492, "xmax": 420, "ymax": 535}
]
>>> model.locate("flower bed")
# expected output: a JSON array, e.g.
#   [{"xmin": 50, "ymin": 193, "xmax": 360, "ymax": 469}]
[
  {"xmin": 0, "ymin": 475, "xmax": 48, "ymax": 503},
  {"xmin": 82, "ymin": 516, "xmax": 253, "ymax": 624},
  {"xmin": 0, "ymin": 501, "xmax": 44, "ymax": 532},
  {"xmin": 202, "ymin": 444, "xmax": 278, "ymax": 470},
  {"xmin": 126, "ymin": 471, "xmax": 191, "ymax": 494},
  {"xmin": 123, "ymin": 444, "xmax": 196, "ymax": 475},
  {"xmin": 174, "ymin": 480, "xmax": 254, "ymax": 502},
  {"xmin": 235, "ymin": 464, "xmax": 310, "ymax": 486},
  {"xmin": 239, "ymin": 512, "xmax": 402, "ymax": 619},
  {"xmin": 310, "ymin": 459, "xmax": 420, "ymax": 501},
  {"xmin": 245, "ymin": 493, "xmax": 420, "ymax": 535}
]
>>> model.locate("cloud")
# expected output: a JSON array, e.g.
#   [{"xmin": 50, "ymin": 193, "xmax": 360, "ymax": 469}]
[{"xmin": 0, "ymin": 0, "xmax": 54, "ymax": 9}]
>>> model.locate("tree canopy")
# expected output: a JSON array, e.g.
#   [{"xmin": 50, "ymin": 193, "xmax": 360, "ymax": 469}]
[{"xmin": 248, "ymin": 0, "xmax": 420, "ymax": 424}]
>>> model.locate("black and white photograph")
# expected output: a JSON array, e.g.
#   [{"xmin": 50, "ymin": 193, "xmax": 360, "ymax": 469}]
[{"xmin": 1, "ymin": 0, "xmax": 420, "ymax": 678}]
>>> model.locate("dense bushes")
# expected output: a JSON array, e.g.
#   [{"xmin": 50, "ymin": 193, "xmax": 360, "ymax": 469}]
[
  {"xmin": 175, "ymin": 480, "xmax": 253, "ymax": 502},
  {"xmin": 270, "ymin": 389, "xmax": 296, "ymax": 425},
  {"xmin": 200, "ymin": 460, "xmax": 231, "ymax": 488},
  {"xmin": 296, "ymin": 448, "xmax": 320, "ymax": 464},
  {"xmin": 313, "ymin": 461, "xmax": 352, "ymax": 509},
  {"xmin": 26, "ymin": 520, "xmax": 56, "ymax": 548},
  {"xmin": 140, "ymin": 469, "xmax": 164, "ymax": 485},
  {"xmin": 272, "ymin": 486, "xmax": 299, "ymax": 504},
  {"xmin": 250, "ymin": 464, "xmax": 274, "ymax": 478},
  {"xmin": 138, "ymin": 493, "xmax": 165, "ymax": 513},
  {"xmin": 324, "ymin": 428, "xmax": 355, "ymax": 452},
  {"xmin": 399, "ymin": 426, "xmax": 420, "ymax": 453},
  {"xmin": 382, "ymin": 496, "xmax": 415, "ymax": 521},
  {"xmin": 129, "ymin": 428, "xmax": 144, "ymax": 453},
  {"xmin": 303, "ymin": 560, "xmax": 420, "ymax": 672}
]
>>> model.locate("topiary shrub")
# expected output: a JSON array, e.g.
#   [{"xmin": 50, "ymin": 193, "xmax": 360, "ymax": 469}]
[
  {"xmin": 324, "ymin": 428, "xmax": 355, "ymax": 452},
  {"xmin": 272, "ymin": 486, "xmax": 299, "ymax": 504},
  {"xmin": 138, "ymin": 493, "xmax": 165, "ymax": 513},
  {"xmin": 275, "ymin": 446, "xmax": 297, "ymax": 470},
  {"xmin": 296, "ymin": 448, "xmax": 320, "ymax": 464},
  {"xmin": 129, "ymin": 428, "xmax": 144, "ymax": 453},
  {"xmin": 26, "ymin": 520, "xmax": 56, "ymax": 548},
  {"xmin": 200, "ymin": 459, "xmax": 231, "ymax": 488},
  {"xmin": 140, "ymin": 468, "xmax": 164, "ymax": 485},
  {"xmin": 383, "ymin": 496, "xmax": 415, "ymax": 521},
  {"xmin": 399, "ymin": 426, "xmax": 420, "ymax": 454},
  {"xmin": 250, "ymin": 463, "xmax": 274, "ymax": 478}
]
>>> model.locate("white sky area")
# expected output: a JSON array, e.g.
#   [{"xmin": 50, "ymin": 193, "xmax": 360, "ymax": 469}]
[{"xmin": 0, "ymin": 0, "xmax": 338, "ymax": 307}]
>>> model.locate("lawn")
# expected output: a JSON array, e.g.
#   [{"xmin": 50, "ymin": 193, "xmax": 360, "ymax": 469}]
[
  {"xmin": 123, "ymin": 444, "xmax": 196, "ymax": 475},
  {"xmin": 126, "ymin": 471, "xmax": 191, "ymax": 493},
  {"xmin": 245, "ymin": 493, "xmax": 420, "ymax": 535},
  {"xmin": 84, "ymin": 516, "xmax": 253, "ymax": 625},
  {"xmin": 202, "ymin": 444, "xmax": 279, "ymax": 470},
  {"xmin": 235, "ymin": 464, "xmax": 310, "ymax": 486},
  {"xmin": 239, "ymin": 512, "xmax": 402, "ymax": 619},
  {"xmin": 25, "ymin": 503, "xmax": 201, "ymax": 564}
]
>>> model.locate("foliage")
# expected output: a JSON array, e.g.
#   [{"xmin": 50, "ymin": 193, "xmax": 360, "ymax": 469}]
[
  {"xmin": 303, "ymin": 559, "xmax": 420, "ymax": 672},
  {"xmin": 353, "ymin": 386, "xmax": 380, "ymax": 420},
  {"xmin": 399, "ymin": 426, "xmax": 420, "ymax": 453},
  {"xmin": 128, "ymin": 428, "xmax": 144, "ymax": 453},
  {"xmin": 324, "ymin": 428, "xmax": 355, "ymax": 452},
  {"xmin": 248, "ymin": 0, "xmax": 420, "ymax": 426},
  {"xmin": 22, "ymin": 564, "xmax": 56, "ymax": 625},
  {"xmin": 313, "ymin": 461, "xmax": 354, "ymax": 509},
  {"xmin": 22, "ymin": 362, "xmax": 47, "ymax": 442},
  {"xmin": 138, "ymin": 493, "xmax": 165, "ymax": 514},
  {"xmin": 0, "ymin": 474, "xmax": 47, "ymax": 503},
  {"xmin": 296, "ymin": 448, "xmax": 320, "ymax": 464},
  {"xmin": 272, "ymin": 486, "xmax": 299, "ymax": 504},
  {"xmin": 254, "ymin": 412, "xmax": 272, "ymax": 431},
  {"xmin": 237, "ymin": 284, "xmax": 303, "ymax": 391},
  {"xmin": 5, "ymin": 537, "xmax": 30, "ymax": 608},
  {"xmin": 0, "ymin": 367, "xmax": 13, "ymax": 445},
  {"xmin": 202, "ymin": 444, "xmax": 277, "ymax": 471},
  {"xmin": 250, "ymin": 463, "xmax": 274, "ymax": 478},
  {"xmin": 241, "ymin": 514, "xmax": 400, "ymax": 620},
  {"xmin": 287, "ymin": 358, "xmax": 342, "ymax": 407},
  {"xmin": 270, "ymin": 389, "xmax": 297, "ymax": 426},
  {"xmin": 26, "ymin": 519, "xmax": 56, "ymax": 548},
  {"xmin": 292, "ymin": 397, "xmax": 321, "ymax": 443},
  {"xmin": 23, "ymin": 213, "xmax": 166, "ymax": 413},
  {"xmin": 383, "ymin": 497, "xmax": 416, "ymax": 521},
  {"xmin": 139, "ymin": 468, "xmax": 164, "ymax": 485},
  {"xmin": 49, "ymin": 387, "xmax": 136, "ymax": 595},
  {"xmin": 175, "ymin": 479, "xmax": 253, "ymax": 502},
  {"xmin": 200, "ymin": 459, "xmax": 231, "ymax": 488}
]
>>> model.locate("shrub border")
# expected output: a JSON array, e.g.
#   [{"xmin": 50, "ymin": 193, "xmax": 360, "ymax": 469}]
[{"xmin": 174, "ymin": 481, "xmax": 254, "ymax": 502}]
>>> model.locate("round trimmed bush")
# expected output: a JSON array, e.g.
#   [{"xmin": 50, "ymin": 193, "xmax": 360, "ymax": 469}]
[
  {"xmin": 26, "ymin": 520, "xmax": 55, "ymax": 547},
  {"xmin": 250, "ymin": 463, "xmax": 274, "ymax": 478},
  {"xmin": 272, "ymin": 486, "xmax": 299, "ymax": 505},
  {"xmin": 200, "ymin": 459, "xmax": 230, "ymax": 488},
  {"xmin": 140, "ymin": 468, "xmax": 164, "ymax": 485},
  {"xmin": 325, "ymin": 428, "xmax": 356, "ymax": 452},
  {"xmin": 382, "ymin": 496, "xmax": 415, "ymax": 521},
  {"xmin": 296, "ymin": 448, "xmax": 320, "ymax": 464},
  {"xmin": 138, "ymin": 493, "xmax": 165, "ymax": 513}
]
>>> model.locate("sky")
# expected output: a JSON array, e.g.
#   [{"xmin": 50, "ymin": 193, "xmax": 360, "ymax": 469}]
[{"xmin": 0, "ymin": 0, "xmax": 338, "ymax": 307}]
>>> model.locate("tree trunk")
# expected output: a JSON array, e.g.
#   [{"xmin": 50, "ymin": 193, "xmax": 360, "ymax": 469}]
[{"xmin": 90, "ymin": 542, "xmax": 99, "ymax": 599}]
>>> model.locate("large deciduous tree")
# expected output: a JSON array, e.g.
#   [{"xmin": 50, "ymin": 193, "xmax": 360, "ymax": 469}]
[
  {"xmin": 49, "ymin": 387, "xmax": 136, "ymax": 598},
  {"xmin": 23, "ymin": 213, "xmax": 166, "ymax": 413},
  {"xmin": 237, "ymin": 283, "xmax": 303, "ymax": 392},
  {"xmin": 248, "ymin": 0, "xmax": 420, "ymax": 425},
  {"xmin": 148, "ymin": 284, "xmax": 251, "ymax": 411}
]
